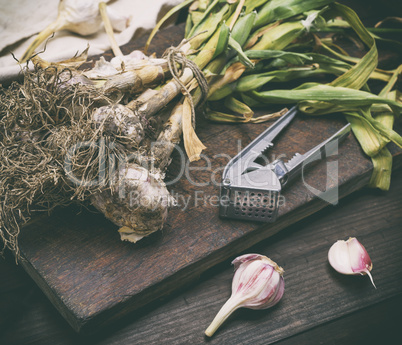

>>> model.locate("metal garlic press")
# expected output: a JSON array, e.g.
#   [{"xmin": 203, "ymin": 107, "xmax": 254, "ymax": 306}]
[{"xmin": 219, "ymin": 106, "xmax": 351, "ymax": 222}]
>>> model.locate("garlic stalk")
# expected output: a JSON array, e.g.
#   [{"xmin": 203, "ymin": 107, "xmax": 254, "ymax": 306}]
[
  {"xmin": 328, "ymin": 237, "xmax": 376, "ymax": 288},
  {"xmin": 20, "ymin": 0, "xmax": 129, "ymax": 63},
  {"xmin": 99, "ymin": 1, "xmax": 123, "ymax": 57},
  {"xmin": 205, "ymin": 254, "xmax": 285, "ymax": 337}
]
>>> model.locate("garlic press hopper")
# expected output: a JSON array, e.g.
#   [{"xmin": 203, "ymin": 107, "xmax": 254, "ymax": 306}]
[{"xmin": 219, "ymin": 106, "xmax": 351, "ymax": 222}]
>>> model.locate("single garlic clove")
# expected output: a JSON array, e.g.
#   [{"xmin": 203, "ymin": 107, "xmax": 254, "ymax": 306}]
[
  {"xmin": 328, "ymin": 240, "xmax": 354, "ymax": 274},
  {"xmin": 347, "ymin": 237, "xmax": 373, "ymax": 273},
  {"xmin": 205, "ymin": 254, "xmax": 284, "ymax": 337},
  {"xmin": 328, "ymin": 237, "xmax": 376, "ymax": 288}
]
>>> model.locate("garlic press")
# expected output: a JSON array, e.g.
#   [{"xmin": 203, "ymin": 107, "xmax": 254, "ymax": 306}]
[{"xmin": 219, "ymin": 106, "xmax": 351, "ymax": 222}]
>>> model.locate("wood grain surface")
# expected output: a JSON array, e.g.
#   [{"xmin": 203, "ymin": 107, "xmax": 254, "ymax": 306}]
[
  {"xmin": 1, "ymin": 169, "xmax": 401, "ymax": 345},
  {"xmin": 15, "ymin": 22, "xmax": 402, "ymax": 333}
]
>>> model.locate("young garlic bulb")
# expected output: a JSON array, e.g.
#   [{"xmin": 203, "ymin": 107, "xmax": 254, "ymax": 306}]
[
  {"xmin": 90, "ymin": 96, "xmax": 182, "ymax": 244},
  {"xmin": 20, "ymin": 0, "xmax": 130, "ymax": 63},
  {"xmin": 205, "ymin": 254, "xmax": 285, "ymax": 337},
  {"xmin": 328, "ymin": 237, "xmax": 376, "ymax": 288},
  {"xmin": 92, "ymin": 104, "xmax": 144, "ymax": 149},
  {"xmin": 90, "ymin": 163, "xmax": 173, "ymax": 243}
]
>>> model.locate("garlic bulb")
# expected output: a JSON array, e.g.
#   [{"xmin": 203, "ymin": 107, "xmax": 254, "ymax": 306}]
[
  {"xmin": 328, "ymin": 237, "xmax": 376, "ymax": 288},
  {"xmin": 56, "ymin": 0, "xmax": 107, "ymax": 36},
  {"xmin": 90, "ymin": 163, "xmax": 174, "ymax": 243},
  {"xmin": 92, "ymin": 104, "xmax": 144, "ymax": 148},
  {"xmin": 20, "ymin": 0, "xmax": 130, "ymax": 63},
  {"xmin": 205, "ymin": 254, "xmax": 285, "ymax": 337}
]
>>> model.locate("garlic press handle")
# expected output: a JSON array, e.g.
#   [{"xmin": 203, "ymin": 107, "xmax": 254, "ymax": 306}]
[{"xmin": 282, "ymin": 123, "xmax": 351, "ymax": 186}]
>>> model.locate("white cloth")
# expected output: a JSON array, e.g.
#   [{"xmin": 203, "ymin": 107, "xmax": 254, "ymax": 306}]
[{"xmin": 0, "ymin": 0, "xmax": 182, "ymax": 81}]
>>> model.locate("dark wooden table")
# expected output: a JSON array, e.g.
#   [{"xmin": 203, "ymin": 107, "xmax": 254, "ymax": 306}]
[
  {"xmin": 1, "ymin": 0, "xmax": 402, "ymax": 344},
  {"xmin": 1, "ymin": 169, "xmax": 401, "ymax": 345}
]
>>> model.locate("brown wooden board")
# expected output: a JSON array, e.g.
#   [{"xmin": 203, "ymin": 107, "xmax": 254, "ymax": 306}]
[
  {"xmin": 2, "ymin": 168, "xmax": 401, "ymax": 345},
  {"xmin": 16, "ymin": 24, "xmax": 402, "ymax": 334}
]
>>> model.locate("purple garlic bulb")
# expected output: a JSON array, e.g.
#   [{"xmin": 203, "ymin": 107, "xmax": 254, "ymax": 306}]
[{"xmin": 205, "ymin": 254, "xmax": 285, "ymax": 337}]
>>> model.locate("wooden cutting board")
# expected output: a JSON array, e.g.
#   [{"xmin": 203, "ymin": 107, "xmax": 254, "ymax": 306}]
[{"xmin": 17, "ymin": 24, "xmax": 402, "ymax": 333}]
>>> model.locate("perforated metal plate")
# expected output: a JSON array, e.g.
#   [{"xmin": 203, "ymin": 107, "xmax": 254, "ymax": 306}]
[{"xmin": 220, "ymin": 187, "xmax": 279, "ymax": 222}]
